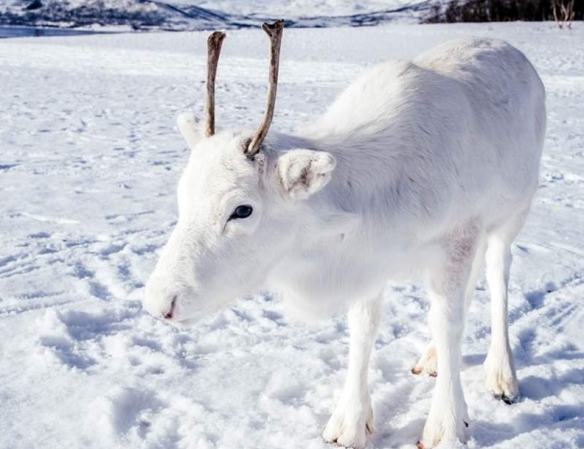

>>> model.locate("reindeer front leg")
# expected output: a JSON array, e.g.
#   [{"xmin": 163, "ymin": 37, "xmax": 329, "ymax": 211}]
[
  {"xmin": 323, "ymin": 294, "xmax": 382, "ymax": 449},
  {"xmin": 419, "ymin": 228, "xmax": 479, "ymax": 448}
]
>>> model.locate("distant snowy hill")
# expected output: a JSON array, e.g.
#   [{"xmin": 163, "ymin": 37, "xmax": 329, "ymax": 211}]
[{"xmin": 0, "ymin": 0, "xmax": 434, "ymax": 29}]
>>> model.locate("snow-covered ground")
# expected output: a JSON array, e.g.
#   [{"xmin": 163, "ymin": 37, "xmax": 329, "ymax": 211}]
[{"xmin": 0, "ymin": 22, "xmax": 583, "ymax": 449}]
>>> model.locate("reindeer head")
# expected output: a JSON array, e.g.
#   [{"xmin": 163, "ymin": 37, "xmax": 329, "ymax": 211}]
[{"xmin": 143, "ymin": 21, "xmax": 337, "ymax": 325}]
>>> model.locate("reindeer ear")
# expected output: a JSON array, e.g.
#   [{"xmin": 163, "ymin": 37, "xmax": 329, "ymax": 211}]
[
  {"xmin": 177, "ymin": 111, "xmax": 205, "ymax": 149},
  {"xmin": 276, "ymin": 149, "xmax": 336, "ymax": 200}
]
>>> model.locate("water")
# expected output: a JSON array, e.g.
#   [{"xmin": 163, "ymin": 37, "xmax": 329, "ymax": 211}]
[{"xmin": 0, "ymin": 25, "xmax": 105, "ymax": 39}]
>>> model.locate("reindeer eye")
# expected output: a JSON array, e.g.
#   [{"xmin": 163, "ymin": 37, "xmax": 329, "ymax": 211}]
[{"xmin": 229, "ymin": 205, "xmax": 253, "ymax": 221}]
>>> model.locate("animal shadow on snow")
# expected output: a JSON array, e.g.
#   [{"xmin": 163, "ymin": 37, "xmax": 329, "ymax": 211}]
[
  {"xmin": 369, "ymin": 280, "xmax": 583, "ymax": 447},
  {"xmin": 472, "ymin": 345, "xmax": 584, "ymax": 446}
]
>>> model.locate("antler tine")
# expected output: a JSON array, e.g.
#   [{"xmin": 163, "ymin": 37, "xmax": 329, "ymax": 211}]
[
  {"xmin": 246, "ymin": 20, "xmax": 284, "ymax": 158},
  {"xmin": 205, "ymin": 31, "xmax": 226, "ymax": 137}
]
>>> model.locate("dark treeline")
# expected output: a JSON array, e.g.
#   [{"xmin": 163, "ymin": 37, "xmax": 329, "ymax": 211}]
[{"xmin": 427, "ymin": 0, "xmax": 583, "ymax": 22}]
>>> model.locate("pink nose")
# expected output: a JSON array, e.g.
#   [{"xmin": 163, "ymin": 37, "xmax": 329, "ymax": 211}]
[{"xmin": 163, "ymin": 296, "xmax": 177, "ymax": 320}]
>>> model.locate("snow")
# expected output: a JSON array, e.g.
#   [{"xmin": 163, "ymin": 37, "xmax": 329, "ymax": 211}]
[{"xmin": 1, "ymin": 21, "xmax": 584, "ymax": 449}]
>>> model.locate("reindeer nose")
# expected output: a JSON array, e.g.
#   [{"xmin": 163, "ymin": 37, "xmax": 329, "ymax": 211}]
[{"xmin": 163, "ymin": 295, "xmax": 177, "ymax": 320}]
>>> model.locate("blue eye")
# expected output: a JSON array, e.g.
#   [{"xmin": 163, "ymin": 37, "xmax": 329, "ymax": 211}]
[{"xmin": 229, "ymin": 205, "xmax": 253, "ymax": 220}]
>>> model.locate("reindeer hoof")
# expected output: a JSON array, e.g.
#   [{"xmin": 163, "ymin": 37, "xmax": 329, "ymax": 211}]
[
  {"xmin": 413, "ymin": 345, "xmax": 437, "ymax": 377},
  {"xmin": 323, "ymin": 399, "xmax": 374, "ymax": 449},
  {"xmin": 494, "ymin": 393, "xmax": 517, "ymax": 405},
  {"xmin": 411, "ymin": 367, "xmax": 437, "ymax": 377}
]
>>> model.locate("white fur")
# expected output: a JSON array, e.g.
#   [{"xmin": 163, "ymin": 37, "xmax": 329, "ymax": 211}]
[{"xmin": 144, "ymin": 38, "xmax": 546, "ymax": 447}]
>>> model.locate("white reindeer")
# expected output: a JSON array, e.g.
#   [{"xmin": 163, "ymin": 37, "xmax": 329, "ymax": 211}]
[{"xmin": 143, "ymin": 21, "xmax": 546, "ymax": 448}]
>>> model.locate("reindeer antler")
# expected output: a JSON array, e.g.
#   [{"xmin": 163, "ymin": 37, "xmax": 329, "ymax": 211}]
[
  {"xmin": 205, "ymin": 31, "xmax": 226, "ymax": 137},
  {"xmin": 245, "ymin": 20, "xmax": 284, "ymax": 158}
]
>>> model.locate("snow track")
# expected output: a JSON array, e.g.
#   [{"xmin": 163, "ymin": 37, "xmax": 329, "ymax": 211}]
[{"xmin": 0, "ymin": 23, "xmax": 583, "ymax": 449}]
